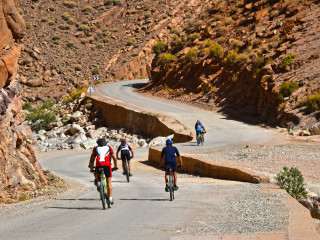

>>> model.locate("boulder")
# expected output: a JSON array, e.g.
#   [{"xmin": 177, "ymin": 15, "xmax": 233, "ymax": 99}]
[
  {"xmin": 65, "ymin": 132, "xmax": 87, "ymax": 144},
  {"xmin": 138, "ymin": 139, "xmax": 148, "ymax": 147},
  {"xmin": 309, "ymin": 122, "xmax": 320, "ymax": 135},
  {"xmin": 80, "ymin": 138, "xmax": 97, "ymax": 149},
  {"xmin": 148, "ymin": 135, "xmax": 173, "ymax": 147},
  {"xmin": 70, "ymin": 111, "xmax": 83, "ymax": 122},
  {"xmin": 68, "ymin": 123, "xmax": 85, "ymax": 135},
  {"xmin": 86, "ymin": 129, "xmax": 101, "ymax": 139}
]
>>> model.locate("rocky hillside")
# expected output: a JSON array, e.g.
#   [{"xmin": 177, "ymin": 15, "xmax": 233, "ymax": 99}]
[
  {"xmin": 15, "ymin": 0, "xmax": 202, "ymax": 103},
  {"xmin": 0, "ymin": 0, "xmax": 47, "ymax": 203},
  {"xmin": 144, "ymin": 0, "xmax": 320, "ymax": 128}
]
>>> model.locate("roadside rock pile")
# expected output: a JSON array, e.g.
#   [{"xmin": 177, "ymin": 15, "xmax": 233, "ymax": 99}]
[{"xmin": 28, "ymin": 96, "xmax": 172, "ymax": 152}]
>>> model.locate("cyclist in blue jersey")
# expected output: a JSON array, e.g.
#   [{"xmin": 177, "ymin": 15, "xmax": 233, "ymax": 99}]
[
  {"xmin": 161, "ymin": 139, "xmax": 182, "ymax": 191},
  {"xmin": 195, "ymin": 120, "xmax": 206, "ymax": 138}
]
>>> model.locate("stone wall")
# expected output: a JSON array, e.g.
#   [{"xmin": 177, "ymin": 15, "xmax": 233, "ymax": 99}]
[
  {"xmin": 148, "ymin": 148, "xmax": 269, "ymax": 184},
  {"xmin": 0, "ymin": 0, "xmax": 46, "ymax": 201}
]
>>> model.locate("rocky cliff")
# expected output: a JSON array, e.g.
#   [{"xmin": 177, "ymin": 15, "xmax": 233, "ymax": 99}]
[
  {"xmin": 0, "ymin": 0, "xmax": 46, "ymax": 203},
  {"xmin": 144, "ymin": 0, "xmax": 320, "ymax": 128}
]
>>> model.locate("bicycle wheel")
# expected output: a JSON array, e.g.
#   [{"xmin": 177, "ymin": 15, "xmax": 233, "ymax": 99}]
[
  {"xmin": 125, "ymin": 161, "xmax": 130, "ymax": 183},
  {"xmin": 196, "ymin": 135, "xmax": 200, "ymax": 146},
  {"xmin": 100, "ymin": 177, "xmax": 106, "ymax": 210},
  {"xmin": 169, "ymin": 174, "xmax": 174, "ymax": 201},
  {"xmin": 201, "ymin": 135, "xmax": 204, "ymax": 146}
]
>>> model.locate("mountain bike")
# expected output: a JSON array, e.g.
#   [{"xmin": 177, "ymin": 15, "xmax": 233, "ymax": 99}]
[
  {"xmin": 167, "ymin": 165, "xmax": 182, "ymax": 201},
  {"xmin": 118, "ymin": 156, "xmax": 133, "ymax": 183},
  {"xmin": 196, "ymin": 131, "xmax": 206, "ymax": 146},
  {"xmin": 93, "ymin": 166, "xmax": 117, "ymax": 210}
]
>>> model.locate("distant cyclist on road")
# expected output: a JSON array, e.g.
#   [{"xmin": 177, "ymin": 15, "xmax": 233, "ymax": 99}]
[
  {"xmin": 89, "ymin": 137, "xmax": 118, "ymax": 204},
  {"xmin": 160, "ymin": 139, "xmax": 182, "ymax": 192},
  {"xmin": 117, "ymin": 139, "xmax": 134, "ymax": 176},
  {"xmin": 195, "ymin": 120, "xmax": 206, "ymax": 138}
]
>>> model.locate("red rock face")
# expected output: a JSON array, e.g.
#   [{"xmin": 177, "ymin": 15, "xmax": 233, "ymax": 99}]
[{"xmin": 0, "ymin": 0, "xmax": 46, "ymax": 202}]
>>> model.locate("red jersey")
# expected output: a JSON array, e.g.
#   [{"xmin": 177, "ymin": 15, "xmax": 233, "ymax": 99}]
[{"xmin": 92, "ymin": 146, "xmax": 114, "ymax": 167}]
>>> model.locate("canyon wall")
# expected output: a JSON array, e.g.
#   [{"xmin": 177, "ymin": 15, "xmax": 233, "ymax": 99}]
[{"xmin": 0, "ymin": 0, "xmax": 46, "ymax": 202}]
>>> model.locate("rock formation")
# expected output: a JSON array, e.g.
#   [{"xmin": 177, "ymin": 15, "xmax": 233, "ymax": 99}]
[{"xmin": 0, "ymin": 0, "xmax": 46, "ymax": 203}]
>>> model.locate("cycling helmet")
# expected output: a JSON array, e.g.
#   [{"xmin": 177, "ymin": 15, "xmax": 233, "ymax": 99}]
[
  {"xmin": 121, "ymin": 141, "xmax": 126, "ymax": 146},
  {"xmin": 166, "ymin": 139, "xmax": 173, "ymax": 145},
  {"xmin": 96, "ymin": 137, "xmax": 107, "ymax": 146}
]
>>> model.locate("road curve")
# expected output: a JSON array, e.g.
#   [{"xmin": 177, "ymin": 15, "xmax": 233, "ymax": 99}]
[{"xmin": 99, "ymin": 79, "xmax": 278, "ymax": 150}]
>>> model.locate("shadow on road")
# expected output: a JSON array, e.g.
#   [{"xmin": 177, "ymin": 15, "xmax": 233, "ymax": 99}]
[
  {"xmin": 46, "ymin": 206, "xmax": 102, "ymax": 210},
  {"xmin": 119, "ymin": 198, "xmax": 167, "ymax": 201}
]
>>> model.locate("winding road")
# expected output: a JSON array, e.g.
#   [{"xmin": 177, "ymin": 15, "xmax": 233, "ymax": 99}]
[
  {"xmin": 0, "ymin": 80, "xmax": 312, "ymax": 240},
  {"xmin": 99, "ymin": 79, "xmax": 277, "ymax": 150}
]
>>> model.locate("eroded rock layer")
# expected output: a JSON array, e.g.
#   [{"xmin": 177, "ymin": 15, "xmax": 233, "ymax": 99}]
[{"xmin": 0, "ymin": 0, "xmax": 46, "ymax": 202}]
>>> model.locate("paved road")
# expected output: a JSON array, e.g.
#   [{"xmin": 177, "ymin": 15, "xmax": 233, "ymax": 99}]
[
  {"xmin": 0, "ymin": 150, "xmax": 290, "ymax": 240},
  {"xmin": 99, "ymin": 79, "xmax": 278, "ymax": 151}
]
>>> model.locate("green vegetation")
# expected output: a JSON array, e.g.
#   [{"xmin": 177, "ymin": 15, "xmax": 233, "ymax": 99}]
[
  {"xmin": 184, "ymin": 48, "xmax": 198, "ymax": 62},
  {"xmin": 152, "ymin": 41, "xmax": 167, "ymax": 54},
  {"xmin": 78, "ymin": 24, "xmax": 89, "ymax": 31},
  {"xmin": 48, "ymin": 20, "xmax": 55, "ymax": 26},
  {"xmin": 58, "ymin": 24, "xmax": 70, "ymax": 30},
  {"xmin": 104, "ymin": 0, "xmax": 122, "ymax": 6},
  {"xmin": 42, "ymin": 17, "xmax": 49, "ymax": 22},
  {"xmin": 157, "ymin": 53, "xmax": 177, "ymax": 66},
  {"xmin": 74, "ymin": 64, "xmax": 82, "ymax": 71},
  {"xmin": 82, "ymin": 5, "xmax": 93, "ymax": 14},
  {"xmin": 276, "ymin": 167, "xmax": 308, "ymax": 199},
  {"xmin": 63, "ymin": 85, "xmax": 87, "ymax": 103},
  {"xmin": 208, "ymin": 43, "xmax": 223, "ymax": 60},
  {"xmin": 63, "ymin": 1, "xmax": 77, "ymax": 8},
  {"xmin": 66, "ymin": 41, "xmax": 74, "ymax": 48},
  {"xmin": 282, "ymin": 54, "xmax": 297, "ymax": 68},
  {"xmin": 26, "ymin": 23, "xmax": 32, "ymax": 29},
  {"xmin": 92, "ymin": 67, "xmax": 100, "ymax": 75},
  {"xmin": 103, "ymin": 37, "xmax": 110, "ymax": 43},
  {"xmin": 23, "ymin": 101, "xmax": 58, "ymax": 132},
  {"xmin": 188, "ymin": 33, "xmax": 201, "ymax": 41},
  {"xmin": 126, "ymin": 38, "xmax": 135, "ymax": 46},
  {"xmin": 231, "ymin": 39, "xmax": 244, "ymax": 49},
  {"xmin": 235, "ymin": 53, "xmax": 248, "ymax": 63},
  {"xmin": 253, "ymin": 56, "xmax": 265, "ymax": 68},
  {"xmin": 224, "ymin": 51, "xmax": 238, "ymax": 64},
  {"xmin": 299, "ymin": 93, "xmax": 320, "ymax": 112},
  {"xmin": 280, "ymin": 81, "xmax": 299, "ymax": 98}
]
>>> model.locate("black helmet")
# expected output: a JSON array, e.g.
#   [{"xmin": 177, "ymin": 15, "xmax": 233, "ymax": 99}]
[{"xmin": 96, "ymin": 137, "xmax": 107, "ymax": 146}]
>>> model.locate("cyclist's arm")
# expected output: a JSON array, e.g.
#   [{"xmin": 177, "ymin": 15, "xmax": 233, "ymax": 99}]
[
  {"xmin": 89, "ymin": 151, "xmax": 95, "ymax": 172},
  {"xmin": 111, "ymin": 153, "xmax": 118, "ymax": 168},
  {"xmin": 160, "ymin": 149, "xmax": 165, "ymax": 167},
  {"xmin": 178, "ymin": 156, "xmax": 183, "ymax": 166}
]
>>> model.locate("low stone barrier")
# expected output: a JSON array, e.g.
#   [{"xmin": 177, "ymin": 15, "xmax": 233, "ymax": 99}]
[{"xmin": 148, "ymin": 148, "xmax": 269, "ymax": 183}]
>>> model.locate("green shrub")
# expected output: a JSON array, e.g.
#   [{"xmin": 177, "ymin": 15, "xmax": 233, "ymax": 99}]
[
  {"xmin": 26, "ymin": 23, "xmax": 32, "ymax": 29},
  {"xmin": 59, "ymin": 24, "xmax": 70, "ymax": 30},
  {"xmin": 66, "ymin": 41, "xmax": 74, "ymax": 48},
  {"xmin": 224, "ymin": 52, "xmax": 238, "ymax": 64},
  {"xmin": 188, "ymin": 33, "xmax": 201, "ymax": 41},
  {"xmin": 276, "ymin": 167, "xmax": 308, "ymax": 199},
  {"xmin": 52, "ymin": 35, "xmax": 61, "ymax": 41},
  {"xmin": 208, "ymin": 43, "xmax": 223, "ymax": 60},
  {"xmin": 253, "ymin": 56, "xmax": 265, "ymax": 68},
  {"xmin": 42, "ymin": 17, "xmax": 49, "ymax": 22},
  {"xmin": 280, "ymin": 81, "xmax": 299, "ymax": 98},
  {"xmin": 126, "ymin": 38, "xmax": 135, "ymax": 46},
  {"xmin": 235, "ymin": 53, "xmax": 248, "ymax": 63},
  {"xmin": 301, "ymin": 93, "xmax": 320, "ymax": 112},
  {"xmin": 282, "ymin": 54, "xmax": 297, "ymax": 68},
  {"xmin": 63, "ymin": 85, "xmax": 87, "ymax": 103},
  {"xmin": 105, "ymin": 0, "xmax": 122, "ymax": 6},
  {"xmin": 152, "ymin": 41, "xmax": 167, "ymax": 54},
  {"xmin": 184, "ymin": 48, "xmax": 198, "ymax": 62},
  {"xmin": 63, "ymin": 1, "xmax": 77, "ymax": 8},
  {"xmin": 62, "ymin": 12, "xmax": 70, "ymax": 21},
  {"xmin": 25, "ymin": 101, "xmax": 57, "ymax": 131},
  {"xmin": 82, "ymin": 5, "xmax": 93, "ymax": 14},
  {"xmin": 48, "ymin": 20, "xmax": 55, "ymax": 26},
  {"xmin": 92, "ymin": 67, "xmax": 100, "ymax": 75},
  {"xmin": 78, "ymin": 25, "xmax": 89, "ymax": 31},
  {"xmin": 103, "ymin": 37, "xmax": 110, "ymax": 43},
  {"xmin": 157, "ymin": 53, "xmax": 177, "ymax": 66},
  {"xmin": 231, "ymin": 39, "xmax": 244, "ymax": 49}
]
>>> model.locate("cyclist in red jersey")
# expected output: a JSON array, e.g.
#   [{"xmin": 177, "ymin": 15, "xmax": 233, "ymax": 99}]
[{"xmin": 89, "ymin": 137, "xmax": 118, "ymax": 204}]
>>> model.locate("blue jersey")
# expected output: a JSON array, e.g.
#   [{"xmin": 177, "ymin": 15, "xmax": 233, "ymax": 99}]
[{"xmin": 161, "ymin": 145, "xmax": 180, "ymax": 163}]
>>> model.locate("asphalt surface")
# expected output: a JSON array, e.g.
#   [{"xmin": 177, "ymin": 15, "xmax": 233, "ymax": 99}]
[{"xmin": 99, "ymin": 79, "xmax": 278, "ymax": 151}]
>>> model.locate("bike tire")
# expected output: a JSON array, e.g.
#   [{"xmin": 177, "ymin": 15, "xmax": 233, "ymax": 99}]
[
  {"xmin": 125, "ymin": 162, "xmax": 130, "ymax": 183},
  {"xmin": 196, "ymin": 135, "xmax": 200, "ymax": 146},
  {"xmin": 100, "ymin": 178, "xmax": 106, "ymax": 210},
  {"xmin": 169, "ymin": 175, "xmax": 173, "ymax": 201}
]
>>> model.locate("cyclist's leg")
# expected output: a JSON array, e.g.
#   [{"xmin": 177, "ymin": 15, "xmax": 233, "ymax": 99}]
[
  {"xmin": 125, "ymin": 151, "xmax": 132, "ymax": 173},
  {"xmin": 171, "ymin": 161, "xmax": 177, "ymax": 185},
  {"xmin": 121, "ymin": 154, "xmax": 126, "ymax": 173},
  {"xmin": 104, "ymin": 166, "xmax": 112, "ymax": 197},
  {"xmin": 164, "ymin": 161, "xmax": 170, "ymax": 184}
]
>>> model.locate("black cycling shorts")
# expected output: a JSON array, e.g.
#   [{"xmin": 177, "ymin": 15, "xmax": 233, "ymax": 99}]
[
  {"xmin": 121, "ymin": 150, "xmax": 131, "ymax": 162},
  {"xmin": 95, "ymin": 165, "xmax": 112, "ymax": 178}
]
